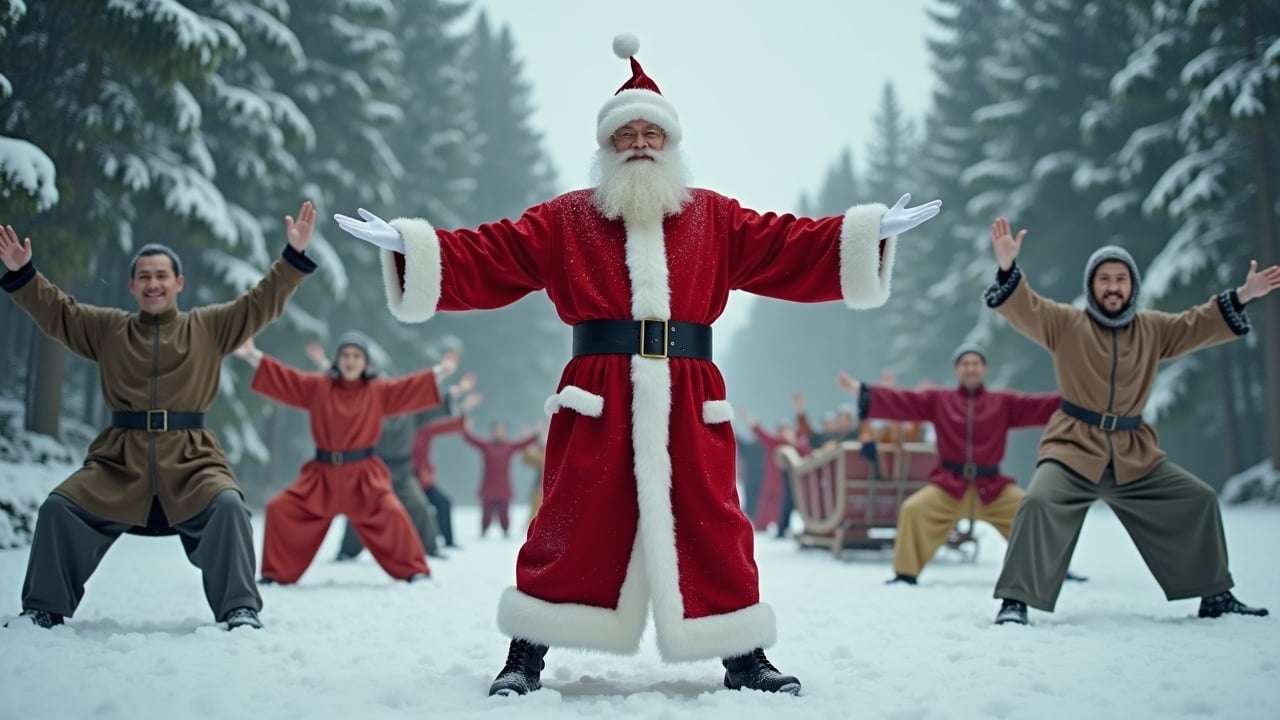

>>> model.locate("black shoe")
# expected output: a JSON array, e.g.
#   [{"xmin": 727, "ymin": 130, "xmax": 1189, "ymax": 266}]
[
  {"xmin": 225, "ymin": 607, "xmax": 263, "ymax": 630},
  {"xmin": 445, "ymin": 542, "xmax": 462, "ymax": 550},
  {"xmin": 1198, "ymin": 591, "xmax": 1269, "ymax": 618},
  {"xmin": 885, "ymin": 573, "xmax": 918, "ymax": 586},
  {"xmin": 488, "ymin": 638, "xmax": 549, "ymax": 696},
  {"xmin": 722, "ymin": 648, "xmax": 801, "ymax": 694},
  {"xmin": 334, "ymin": 552, "xmax": 358, "ymax": 562},
  {"xmin": 406, "ymin": 572, "xmax": 431, "ymax": 583},
  {"xmin": 995, "ymin": 599, "xmax": 1028, "ymax": 625},
  {"xmin": 427, "ymin": 549, "xmax": 448, "ymax": 560},
  {"xmin": 1065, "ymin": 571, "xmax": 1088, "ymax": 583},
  {"xmin": 5, "ymin": 609, "xmax": 64, "ymax": 629},
  {"xmin": 257, "ymin": 577, "xmax": 280, "ymax": 586}
]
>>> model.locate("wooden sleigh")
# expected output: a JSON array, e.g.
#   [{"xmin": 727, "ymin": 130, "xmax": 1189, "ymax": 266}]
[{"xmin": 776, "ymin": 441, "xmax": 978, "ymax": 561}]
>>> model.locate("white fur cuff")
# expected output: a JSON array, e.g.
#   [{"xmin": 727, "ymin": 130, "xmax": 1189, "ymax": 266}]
[
  {"xmin": 544, "ymin": 386, "xmax": 605, "ymax": 417},
  {"xmin": 839, "ymin": 203, "xmax": 896, "ymax": 309},
  {"xmin": 655, "ymin": 602, "xmax": 778, "ymax": 662},
  {"xmin": 701, "ymin": 400, "xmax": 734, "ymax": 424},
  {"xmin": 382, "ymin": 217, "xmax": 442, "ymax": 323}
]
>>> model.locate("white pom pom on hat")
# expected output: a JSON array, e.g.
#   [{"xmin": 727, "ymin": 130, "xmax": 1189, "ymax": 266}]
[
  {"xmin": 613, "ymin": 33, "xmax": 639, "ymax": 59},
  {"xmin": 597, "ymin": 34, "xmax": 682, "ymax": 147}
]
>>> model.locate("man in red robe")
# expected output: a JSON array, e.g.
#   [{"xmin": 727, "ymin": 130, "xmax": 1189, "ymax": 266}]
[
  {"xmin": 462, "ymin": 420, "xmax": 539, "ymax": 538},
  {"xmin": 411, "ymin": 389, "xmax": 481, "ymax": 550},
  {"xmin": 336, "ymin": 35, "xmax": 940, "ymax": 696},
  {"xmin": 836, "ymin": 344, "xmax": 1061, "ymax": 584},
  {"xmin": 233, "ymin": 333, "xmax": 454, "ymax": 584}
]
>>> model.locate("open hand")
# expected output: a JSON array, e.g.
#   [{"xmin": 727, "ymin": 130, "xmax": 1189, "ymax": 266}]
[
  {"xmin": 1238, "ymin": 261, "xmax": 1280, "ymax": 303},
  {"xmin": 0, "ymin": 225, "xmax": 33, "ymax": 271},
  {"xmin": 304, "ymin": 341, "xmax": 329, "ymax": 370},
  {"xmin": 836, "ymin": 371, "xmax": 861, "ymax": 395},
  {"xmin": 333, "ymin": 208, "xmax": 405, "ymax": 253},
  {"xmin": 233, "ymin": 338, "xmax": 258, "ymax": 361},
  {"xmin": 990, "ymin": 217, "xmax": 1025, "ymax": 271},
  {"xmin": 435, "ymin": 349, "xmax": 459, "ymax": 379},
  {"xmin": 461, "ymin": 392, "xmax": 484, "ymax": 412},
  {"xmin": 879, "ymin": 193, "xmax": 942, "ymax": 238},
  {"xmin": 286, "ymin": 201, "xmax": 316, "ymax": 252}
]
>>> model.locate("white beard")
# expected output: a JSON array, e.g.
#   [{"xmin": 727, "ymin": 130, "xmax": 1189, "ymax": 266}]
[{"xmin": 590, "ymin": 146, "xmax": 692, "ymax": 223}]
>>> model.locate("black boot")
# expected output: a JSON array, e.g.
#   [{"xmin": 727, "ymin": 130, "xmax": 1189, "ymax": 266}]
[
  {"xmin": 1065, "ymin": 571, "xmax": 1088, "ymax": 583},
  {"xmin": 722, "ymin": 648, "xmax": 801, "ymax": 694},
  {"xmin": 224, "ymin": 607, "xmax": 263, "ymax": 630},
  {"xmin": 1198, "ymin": 591, "xmax": 1269, "ymax": 618},
  {"xmin": 488, "ymin": 638, "xmax": 549, "ymax": 697},
  {"xmin": 4, "ymin": 609, "xmax": 64, "ymax": 629},
  {"xmin": 995, "ymin": 599, "xmax": 1028, "ymax": 625},
  {"xmin": 885, "ymin": 573, "xmax": 918, "ymax": 586}
]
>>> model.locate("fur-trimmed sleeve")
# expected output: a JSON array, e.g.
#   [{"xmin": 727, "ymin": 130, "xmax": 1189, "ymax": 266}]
[
  {"xmin": 1150, "ymin": 289, "xmax": 1249, "ymax": 360},
  {"xmin": 984, "ymin": 263, "xmax": 1074, "ymax": 351}
]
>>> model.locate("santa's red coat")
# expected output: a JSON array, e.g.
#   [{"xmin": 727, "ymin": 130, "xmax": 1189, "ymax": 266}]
[
  {"xmin": 865, "ymin": 384, "xmax": 1060, "ymax": 503},
  {"xmin": 252, "ymin": 356, "xmax": 438, "ymax": 582},
  {"xmin": 382, "ymin": 187, "xmax": 896, "ymax": 661}
]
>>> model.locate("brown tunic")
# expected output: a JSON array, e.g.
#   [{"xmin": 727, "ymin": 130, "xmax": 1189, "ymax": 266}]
[
  {"xmin": 2, "ymin": 246, "xmax": 314, "ymax": 526},
  {"xmin": 985, "ymin": 263, "xmax": 1249, "ymax": 483}
]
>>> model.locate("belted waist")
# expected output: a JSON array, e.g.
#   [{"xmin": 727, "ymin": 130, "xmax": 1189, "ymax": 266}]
[
  {"xmin": 315, "ymin": 447, "xmax": 376, "ymax": 465},
  {"xmin": 941, "ymin": 460, "xmax": 1001, "ymax": 479},
  {"xmin": 111, "ymin": 410, "xmax": 206, "ymax": 432},
  {"xmin": 1060, "ymin": 400, "xmax": 1143, "ymax": 431},
  {"xmin": 572, "ymin": 319, "xmax": 712, "ymax": 360}
]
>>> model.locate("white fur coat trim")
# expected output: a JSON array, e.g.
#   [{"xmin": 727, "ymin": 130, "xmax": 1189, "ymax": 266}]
[
  {"xmin": 544, "ymin": 385, "xmax": 605, "ymax": 418},
  {"xmin": 381, "ymin": 217, "xmax": 442, "ymax": 323},
  {"xmin": 839, "ymin": 203, "xmax": 896, "ymax": 309}
]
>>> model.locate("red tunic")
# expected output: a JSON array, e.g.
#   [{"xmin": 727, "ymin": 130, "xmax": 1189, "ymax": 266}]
[
  {"xmin": 411, "ymin": 415, "xmax": 465, "ymax": 489},
  {"xmin": 865, "ymin": 384, "xmax": 1060, "ymax": 504},
  {"xmin": 462, "ymin": 429, "xmax": 538, "ymax": 502},
  {"xmin": 381, "ymin": 187, "xmax": 896, "ymax": 660},
  {"xmin": 252, "ymin": 356, "xmax": 441, "ymax": 582},
  {"xmin": 750, "ymin": 425, "xmax": 787, "ymax": 530}
]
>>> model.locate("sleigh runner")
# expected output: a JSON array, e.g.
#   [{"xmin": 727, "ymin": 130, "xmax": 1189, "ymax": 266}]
[{"xmin": 775, "ymin": 441, "xmax": 978, "ymax": 560}]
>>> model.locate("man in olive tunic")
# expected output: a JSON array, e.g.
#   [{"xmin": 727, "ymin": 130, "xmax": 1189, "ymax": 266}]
[
  {"xmin": 984, "ymin": 216, "xmax": 1279, "ymax": 625},
  {"xmin": 0, "ymin": 201, "xmax": 317, "ymax": 631}
]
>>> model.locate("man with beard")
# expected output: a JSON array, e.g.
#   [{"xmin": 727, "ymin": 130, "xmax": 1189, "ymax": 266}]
[
  {"xmin": 984, "ymin": 216, "xmax": 1279, "ymax": 625},
  {"xmin": 334, "ymin": 35, "xmax": 941, "ymax": 696}
]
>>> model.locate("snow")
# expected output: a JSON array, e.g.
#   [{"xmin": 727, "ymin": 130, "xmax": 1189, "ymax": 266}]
[
  {"xmin": 0, "ymin": 135, "xmax": 58, "ymax": 210},
  {"xmin": 1229, "ymin": 65, "xmax": 1267, "ymax": 119},
  {"xmin": 170, "ymin": 81, "xmax": 202, "ymax": 133},
  {"xmin": 107, "ymin": 0, "xmax": 243, "ymax": 60},
  {"xmin": 214, "ymin": 0, "xmax": 305, "ymax": 67},
  {"xmin": 2, "ymin": 501, "xmax": 1276, "ymax": 719},
  {"xmin": 971, "ymin": 100, "xmax": 1028, "ymax": 126},
  {"xmin": 1222, "ymin": 460, "xmax": 1280, "ymax": 504},
  {"xmin": 1030, "ymin": 151, "xmax": 1078, "ymax": 182},
  {"xmin": 1180, "ymin": 47, "xmax": 1236, "ymax": 86}
]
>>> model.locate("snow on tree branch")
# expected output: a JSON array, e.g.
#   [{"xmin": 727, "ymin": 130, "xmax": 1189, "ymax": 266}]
[{"xmin": 0, "ymin": 135, "xmax": 58, "ymax": 211}]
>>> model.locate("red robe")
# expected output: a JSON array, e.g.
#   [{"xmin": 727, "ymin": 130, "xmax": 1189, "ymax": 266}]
[
  {"xmin": 865, "ymin": 384, "xmax": 1060, "ymax": 504},
  {"xmin": 252, "ymin": 356, "xmax": 440, "ymax": 583},
  {"xmin": 381, "ymin": 187, "xmax": 896, "ymax": 661},
  {"xmin": 750, "ymin": 425, "xmax": 787, "ymax": 530},
  {"xmin": 462, "ymin": 430, "xmax": 538, "ymax": 502},
  {"xmin": 411, "ymin": 415, "xmax": 465, "ymax": 489}
]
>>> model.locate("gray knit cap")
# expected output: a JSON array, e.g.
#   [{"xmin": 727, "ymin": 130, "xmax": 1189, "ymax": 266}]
[
  {"xmin": 952, "ymin": 343, "xmax": 987, "ymax": 365},
  {"xmin": 1083, "ymin": 245, "xmax": 1141, "ymax": 328}
]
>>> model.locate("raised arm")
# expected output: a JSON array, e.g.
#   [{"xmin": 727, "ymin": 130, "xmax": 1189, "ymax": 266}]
[
  {"xmin": 1152, "ymin": 261, "xmax": 1278, "ymax": 359},
  {"xmin": 238, "ymin": 340, "xmax": 325, "ymax": 410},
  {"xmin": 839, "ymin": 371, "xmax": 937, "ymax": 423},
  {"xmin": 195, "ymin": 201, "xmax": 317, "ymax": 355},
  {"xmin": 1002, "ymin": 390, "xmax": 1063, "ymax": 428},
  {"xmin": 982, "ymin": 217, "xmax": 1075, "ymax": 351},
  {"xmin": 1, "ymin": 224, "xmax": 120, "ymax": 361},
  {"xmin": 375, "ymin": 368, "xmax": 442, "ymax": 418}
]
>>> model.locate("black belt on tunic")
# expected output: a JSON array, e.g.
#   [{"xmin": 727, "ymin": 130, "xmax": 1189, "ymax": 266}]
[
  {"xmin": 315, "ymin": 447, "xmax": 376, "ymax": 465},
  {"xmin": 1059, "ymin": 400, "xmax": 1142, "ymax": 431},
  {"xmin": 572, "ymin": 319, "xmax": 712, "ymax": 360},
  {"xmin": 111, "ymin": 410, "xmax": 206, "ymax": 432},
  {"xmin": 940, "ymin": 460, "xmax": 1001, "ymax": 479}
]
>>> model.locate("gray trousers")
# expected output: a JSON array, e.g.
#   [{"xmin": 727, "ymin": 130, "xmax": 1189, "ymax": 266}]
[
  {"xmin": 22, "ymin": 490, "xmax": 262, "ymax": 622},
  {"xmin": 995, "ymin": 460, "xmax": 1233, "ymax": 611},
  {"xmin": 338, "ymin": 464, "xmax": 439, "ymax": 558}
]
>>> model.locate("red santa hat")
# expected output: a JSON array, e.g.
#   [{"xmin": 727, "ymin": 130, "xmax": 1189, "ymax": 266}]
[{"xmin": 596, "ymin": 34, "xmax": 683, "ymax": 147}]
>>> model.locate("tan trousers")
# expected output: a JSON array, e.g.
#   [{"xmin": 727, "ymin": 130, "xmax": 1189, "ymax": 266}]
[{"xmin": 893, "ymin": 483, "xmax": 1023, "ymax": 577}]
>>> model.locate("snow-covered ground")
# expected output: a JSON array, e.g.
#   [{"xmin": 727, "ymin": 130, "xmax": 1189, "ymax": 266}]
[{"xmin": 1, "ymin": 502, "xmax": 1277, "ymax": 720}]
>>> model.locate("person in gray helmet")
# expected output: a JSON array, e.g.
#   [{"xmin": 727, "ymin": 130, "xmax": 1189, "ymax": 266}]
[{"xmin": 984, "ymin": 216, "xmax": 1279, "ymax": 626}]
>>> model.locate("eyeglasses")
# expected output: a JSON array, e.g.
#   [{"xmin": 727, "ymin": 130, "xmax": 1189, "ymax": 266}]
[{"xmin": 612, "ymin": 128, "xmax": 666, "ymax": 144}]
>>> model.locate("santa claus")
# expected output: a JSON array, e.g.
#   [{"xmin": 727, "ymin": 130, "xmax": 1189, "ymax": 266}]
[{"xmin": 335, "ymin": 34, "xmax": 941, "ymax": 696}]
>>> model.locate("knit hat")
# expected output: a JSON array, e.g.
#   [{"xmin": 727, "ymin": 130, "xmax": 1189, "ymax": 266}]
[
  {"xmin": 332, "ymin": 330, "xmax": 376, "ymax": 381},
  {"xmin": 1083, "ymin": 245, "xmax": 1141, "ymax": 328},
  {"xmin": 596, "ymin": 34, "xmax": 682, "ymax": 148},
  {"xmin": 952, "ymin": 343, "xmax": 987, "ymax": 365}
]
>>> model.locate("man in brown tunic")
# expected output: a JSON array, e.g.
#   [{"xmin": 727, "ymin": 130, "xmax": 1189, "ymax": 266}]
[
  {"xmin": 0, "ymin": 202, "xmax": 317, "ymax": 631},
  {"xmin": 984, "ymin": 216, "xmax": 1279, "ymax": 625}
]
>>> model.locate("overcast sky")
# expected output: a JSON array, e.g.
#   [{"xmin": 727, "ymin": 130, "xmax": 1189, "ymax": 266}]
[{"xmin": 469, "ymin": 0, "xmax": 938, "ymax": 338}]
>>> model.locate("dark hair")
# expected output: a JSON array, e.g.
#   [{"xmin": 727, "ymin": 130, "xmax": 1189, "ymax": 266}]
[{"xmin": 130, "ymin": 243, "xmax": 182, "ymax": 278}]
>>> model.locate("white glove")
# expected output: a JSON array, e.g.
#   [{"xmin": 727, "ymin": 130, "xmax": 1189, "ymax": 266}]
[
  {"xmin": 333, "ymin": 208, "xmax": 405, "ymax": 253},
  {"xmin": 879, "ymin": 193, "xmax": 942, "ymax": 238}
]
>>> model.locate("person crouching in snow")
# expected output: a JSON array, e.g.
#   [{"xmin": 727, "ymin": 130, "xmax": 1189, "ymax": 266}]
[{"xmin": 232, "ymin": 332, "xmax": 456, "ymax": 584}]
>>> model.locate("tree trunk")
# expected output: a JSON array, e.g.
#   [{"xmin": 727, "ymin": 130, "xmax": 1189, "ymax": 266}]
[
  {"xmin": 27, "ymin": 320, "xmax": 67, "ymax": 437},
  {"xmin": 1216, "ymin": 346, "xmax": 1242, "ymax": 476},
  {"xmin": 1244, "ymin": 0, "xmax": 1280, "ymax": 472}
]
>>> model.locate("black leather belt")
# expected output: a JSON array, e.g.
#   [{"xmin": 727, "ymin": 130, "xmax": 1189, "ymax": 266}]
[
  {"xmin": 1060, "ymin": 400, "xmax": 1142, "ymax": 431},
  {"xmin": 111, "ymin": 410, "xmax": 206, "ymax": 432},
  {"xmin": 572, "ymin": 319, "xmax": 712, "ymax": 360},
  {"xmin": 315, "ymin": 447, "xmax": 375, "ymax": 465},
  {"xmin": 941, "ymin": 460, "xmax": 1001, "ymax": 479}
]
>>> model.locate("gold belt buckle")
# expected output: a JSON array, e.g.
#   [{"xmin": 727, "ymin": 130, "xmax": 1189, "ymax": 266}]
[
  {"xmin": 332, "ymin": 451, "xmax": 344, "ymax": 465},
  {"xmin": 147, "ymin": 409, "xmax": 168, "ymax": 432},
  {"xmin": 1099, "ymin": 413, "xmax": 1118, "ymax": 431},
  {"xmin": 963, "ymin": 462, "xmax": 977, "ymax": 479},
  {"xmin": 639, "ymin": 318, "xmax": 668, "ymax": 359}
]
